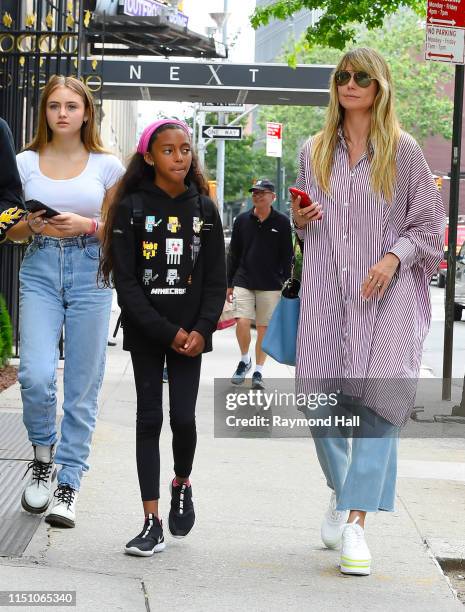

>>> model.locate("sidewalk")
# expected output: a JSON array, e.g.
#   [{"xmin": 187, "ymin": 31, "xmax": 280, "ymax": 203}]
[{"xmin": 0, "ymin": 310, "xmax": 464, "ymax": 611}]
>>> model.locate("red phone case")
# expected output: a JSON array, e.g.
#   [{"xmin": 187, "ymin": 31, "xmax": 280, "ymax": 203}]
[{"xmin": 289, "ymin": 187, "xmax": 311, "ymax": 208}]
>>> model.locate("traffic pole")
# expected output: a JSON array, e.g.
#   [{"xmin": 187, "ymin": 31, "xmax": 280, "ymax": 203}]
[
  {"xmin": 192, "ymin": 104, "xmax": 198, "ymax": 147},
  {"xmin": 276, "ymin": 156, "xmax": 282, "ymax": 212},
  {"xmin": 214, "ymin": 0, "xmax": 229, "ymax": 223},
  {"xmin": 442, "ymin": 64, "xmax": 464, "ymax": 400},
  {"xmin": 197, "ymin": 110, "xmax": 206, "ymax": 168},
  {"xmin": 216, "ymin": 112, "xmax": 226, "ymax": 222}
]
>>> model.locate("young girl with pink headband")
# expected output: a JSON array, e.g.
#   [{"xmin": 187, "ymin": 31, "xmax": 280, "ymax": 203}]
[{"xmin": 100, "ymin": 119, "xmax": 226, "ymax": 556}]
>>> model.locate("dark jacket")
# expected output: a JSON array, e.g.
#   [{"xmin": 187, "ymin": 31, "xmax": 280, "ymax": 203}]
[
  {"xmin": 227, "ymin": 207, "xmax": 293, "ymax": 290},
  {"xmin": 111, "ymin": 180, "xmax": 227, "ymax": 353},
  {"xmin": 0, "ymin": 118, "xmax": 24, "ymax": 239}
]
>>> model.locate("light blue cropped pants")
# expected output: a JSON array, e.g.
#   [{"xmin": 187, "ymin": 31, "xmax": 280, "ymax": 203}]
[{"xmin": 311, "ymin": 407, "xmax": 400, "ymax": 512}]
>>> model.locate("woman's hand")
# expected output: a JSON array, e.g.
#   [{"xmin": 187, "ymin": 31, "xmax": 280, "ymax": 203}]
[
  {"xmin": 27, "ymin": 210, "xmax": 48, "ymax": 234},
  {"xmin": 180, "ymin": 331, "xmax": 205, "ymax": 357},
  {"xmin": 46, "ymin": 213, "xmax": 93, "ymax": 237},
  {"xmin": 361, "ymin": 253, "xmax": 400, "ymax": 300},
  {"xmin": 290, "ymin": 193, "xmax": 322, "ymax": 228}
]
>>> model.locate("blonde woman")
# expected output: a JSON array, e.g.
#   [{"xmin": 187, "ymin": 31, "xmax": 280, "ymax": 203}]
[
  {"xmin": 290, "ymin": 48, "xmax": 445, "ymax": 575},
  {"xmin": 6, "ymin": 75, "xmax": 124, "ymax": 528}
]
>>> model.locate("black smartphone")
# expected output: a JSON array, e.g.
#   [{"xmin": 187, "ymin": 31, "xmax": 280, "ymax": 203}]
[{"xmin": 25, "ymin": 199, "xmax": 60, "ymax": 218}]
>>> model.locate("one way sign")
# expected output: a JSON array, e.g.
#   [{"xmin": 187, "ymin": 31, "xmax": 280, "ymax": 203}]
[{"xmin": 201, "ymin": 125, "xmax": 243, "ymax": 140}]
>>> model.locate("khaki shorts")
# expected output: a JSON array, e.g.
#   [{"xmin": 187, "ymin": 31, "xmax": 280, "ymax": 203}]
[{"xmin": 233, "ymin": 287, "xmax": 281, "ymax": 326}]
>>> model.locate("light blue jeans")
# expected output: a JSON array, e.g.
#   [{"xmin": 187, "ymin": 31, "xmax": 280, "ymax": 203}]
[
  {"xmin": 18, "ymin": 235, "xmax": 112, "ymax": 491},
  {"xmin": 310, "ymin": 405, "xmax": 400, "ymax": 512}
]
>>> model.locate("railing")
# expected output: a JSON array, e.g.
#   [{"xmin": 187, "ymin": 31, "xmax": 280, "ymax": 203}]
[
  {"xmin": 1, "ymin": 0, "xmax": 98, "ymax": 351},
  {"xmin": 0, "ymin": 242, "xmax": 26, "ymax": 357}
]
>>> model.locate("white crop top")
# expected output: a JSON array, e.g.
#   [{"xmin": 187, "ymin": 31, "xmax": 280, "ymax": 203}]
[{"xmin": 16, "ymin": 150, "xmax": 125, "ymax": 219}]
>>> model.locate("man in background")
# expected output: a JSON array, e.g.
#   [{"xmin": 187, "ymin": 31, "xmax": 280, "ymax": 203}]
[{"xmin": 227, "ymin": 179, "xmax": 293, "ymax": 390}]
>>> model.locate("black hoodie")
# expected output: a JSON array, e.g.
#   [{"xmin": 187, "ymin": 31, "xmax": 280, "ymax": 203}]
[
  {"xmin": 111, "ymin": 180, "xmax": 227, "ymax": 353},
  {"xmin": 0, "ymin": 118, "xmax": 25, "ymax": 239}
]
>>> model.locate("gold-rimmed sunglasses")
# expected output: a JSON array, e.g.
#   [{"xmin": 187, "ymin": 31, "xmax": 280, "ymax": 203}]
[{"xmin": 334, "ymin": 70, "xmax": 375, "ymax": 88}]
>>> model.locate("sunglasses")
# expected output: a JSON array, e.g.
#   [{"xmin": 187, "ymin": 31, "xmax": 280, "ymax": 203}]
[{"xmin": 335, "ymin": 70, "xmax": 374, "ymax": 88}]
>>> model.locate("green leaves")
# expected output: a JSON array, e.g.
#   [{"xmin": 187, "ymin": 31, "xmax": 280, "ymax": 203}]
[
  {"xmin": 0, "ymin": 294, "xmax": 12, "ymax": 367},
  {"xmin": 207, "ymin": 8, "xmax": 453, "ymax": 207},
  {"xmin": 253, "ymin": 11, "xmax": 453, "ymax": 184},
  {"xmin": 205, "ymin": 119, "xmax": 260, "ymax": 202},
  {"xmin": 250, "ymin": 0, "xmax": 303, "ymax": 28},
  {"xmin": 251, "ymin": 0, "xmax": 426, "ymax": 51}
]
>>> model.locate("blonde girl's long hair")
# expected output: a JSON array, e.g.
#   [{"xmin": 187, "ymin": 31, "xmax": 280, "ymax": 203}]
[
  {"xmin": 25, "ymin": 75, "xmax": 108, "ymax": 153},
  {"xmin": 312, "ymin": 47, "xmax": 401, "ymax": 202}
]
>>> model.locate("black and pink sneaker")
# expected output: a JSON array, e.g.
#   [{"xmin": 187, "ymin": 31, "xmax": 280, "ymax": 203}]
[
  {"xmin": 125, "ymin": 514, "xmax": 166, "ymax": 557},
  {"xmin": 169, "ymin": 479, "xmax": 195, "ymax": 538}
]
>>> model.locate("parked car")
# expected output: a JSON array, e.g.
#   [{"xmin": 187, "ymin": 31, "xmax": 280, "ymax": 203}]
[
  {"xmin": 437, "ymin": 223, "xmax": 465, "ymax": 288},
  {"xmin": 454, "ymin": 241, "xmax": 465, "ymax": 321}
]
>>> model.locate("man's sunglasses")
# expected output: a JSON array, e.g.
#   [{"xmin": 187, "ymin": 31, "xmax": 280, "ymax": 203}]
[{"xmin": 335, "ymin": 70, "xmax": 374, "ymax": 88}]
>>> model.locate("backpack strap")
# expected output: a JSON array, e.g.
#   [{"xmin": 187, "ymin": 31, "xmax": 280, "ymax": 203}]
[
  {"xmin": 130, "ymin": 194, "xmax": 145, "ymax": 244},
  {"xmin": 129, "ymin": 195, "xmax": 145, "ymax": 280},
  {"xmin": 198, "ymin": 194, "xmax": 215, "ymax": 245},
  {"xmin": 112, "ymin": 195, "xmax": 144, "ymax": 336},
  {"xmin": 190, "ymin": 194, "xmax": 215, "ymax": 270}
]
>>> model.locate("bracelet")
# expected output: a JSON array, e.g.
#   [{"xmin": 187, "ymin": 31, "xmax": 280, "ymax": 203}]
[{"xmin": 87, "ymin": 218, "xmax": 99, "ymax": 235}]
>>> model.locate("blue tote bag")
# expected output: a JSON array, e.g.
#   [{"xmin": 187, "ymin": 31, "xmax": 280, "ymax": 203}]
[{"xmin": 262, "ymin": 276, "xmax": 301, "ymax": 367}]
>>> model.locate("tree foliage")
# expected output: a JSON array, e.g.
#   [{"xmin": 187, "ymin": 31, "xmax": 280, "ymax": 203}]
[
  {"xmin": 251, "ymin": 0, "xmax": 425, "ymax": 52},
  {"xmin": 0, "ymin": 295, "xmax": 12, "ymax": 367},
  {"xmin": 206, "ymin": 10, "xmax": 453, "ymax": 204},
  {"xmin": 254, "ymin": 12, "xmax": 453, "ymax": 184},
  {"xmin": 205, "ymin": 127, "xmax": 258, "ymax": 201}
]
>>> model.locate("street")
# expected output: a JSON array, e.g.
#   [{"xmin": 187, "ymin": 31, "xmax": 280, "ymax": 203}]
[
  {"xmin": 0, "ymin": 292, "xmax": 464, "ymax": 611},
  {"xmin": 424, "ymin": 284, "xmax": 465, "ymax": 379}
]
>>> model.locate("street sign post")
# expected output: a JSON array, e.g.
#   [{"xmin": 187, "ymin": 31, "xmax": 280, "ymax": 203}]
[
  {"xmin": 427, "ymin": 0, "xmax": 465, "ymax": 28},
  {"xmin": 199, "ymin": 103, "xmax": 245, "ymax": 113},
  {"xmin": 265, "ymin": 122, "xmax": 283, "ymax": 211},
  {"xmin": 265, "ymin": 122, "xmax": 283, "ymax": 158},
  {"xmin": 442, "ymin": 63, "xmax": 464, "ymax": 402},
  {"xmin": 201, "ymin": 125, "xmax": 242, "ymax": 139},
  {"xmin": 426, "ymin": 1, "xmax": 465, "ymax": 401},
  {"xmin": 425, "ymin": 0, "xmax": 465, "ymax": 63}
]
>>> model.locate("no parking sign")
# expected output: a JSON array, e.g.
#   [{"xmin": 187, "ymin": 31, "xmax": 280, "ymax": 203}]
[{"xmin": 266, "ymin": 122, "xmax": 283, "ymax": 158}]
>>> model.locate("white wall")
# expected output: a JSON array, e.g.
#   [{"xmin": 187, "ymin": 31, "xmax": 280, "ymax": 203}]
[{"xmin": 100, "ymin": 99, "xmax": 138, "ymax": 163}]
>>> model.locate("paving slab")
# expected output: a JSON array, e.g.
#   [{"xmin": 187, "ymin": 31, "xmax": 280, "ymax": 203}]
[
  {"xmin": 0, "ymin": 564, "xmax": 147, "ymax": 612},
  {"xmin": 0, "ymin": 311, "xmax": 463, "ymax": 610}
]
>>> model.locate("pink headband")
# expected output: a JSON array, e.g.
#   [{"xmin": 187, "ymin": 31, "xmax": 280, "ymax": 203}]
[{"xmin": 137, "ymin": 119, "xmax": 191, "ymax": 154}]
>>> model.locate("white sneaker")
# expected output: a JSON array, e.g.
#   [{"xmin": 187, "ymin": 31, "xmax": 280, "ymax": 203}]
[
  {"xmin": 21, "ymin": 445, "xmax": 57, "ymax": 514},
  {"xmin": 340, "ymin": 518, "xmax": 372, "ymax": 576},
  {"xmin": 45, "ymin": 485, "xmax": 78, "ymax": 528},
  {"xmin": 321, "ymin": 491, "xmax": 349, "ymax": 549}
]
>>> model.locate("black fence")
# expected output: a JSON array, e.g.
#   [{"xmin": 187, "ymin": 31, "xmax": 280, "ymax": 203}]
[{"xmin": 0, "ymin": 0, "xmax": 99, "ymax": 349}]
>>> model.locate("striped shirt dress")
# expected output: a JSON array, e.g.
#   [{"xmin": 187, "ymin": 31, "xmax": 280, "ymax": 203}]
[{"xmin": 295, "ymin": 130, "xmax": 446, "ymax": 426}]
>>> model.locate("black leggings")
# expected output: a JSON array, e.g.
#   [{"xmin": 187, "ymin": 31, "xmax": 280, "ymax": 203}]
[{"xmin": 130, "ymin": 349, "xmax": 202, "ymax": 501}]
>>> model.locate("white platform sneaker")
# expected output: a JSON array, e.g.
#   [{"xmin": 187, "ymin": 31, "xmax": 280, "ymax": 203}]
[
  {"xmin": 21, "ymin": 445, "xmax": 57, "ymax": 514},
  {"xmin": 321, "ymin": 491, "xmax": 349, "ymax": 549},
  {"xmin": 45, "ymin": 484, "xmax": 78, "ymax": 528},
  {"xmin": 340, "ymin": 518, "xmax": 372, "ymax": 576}
]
